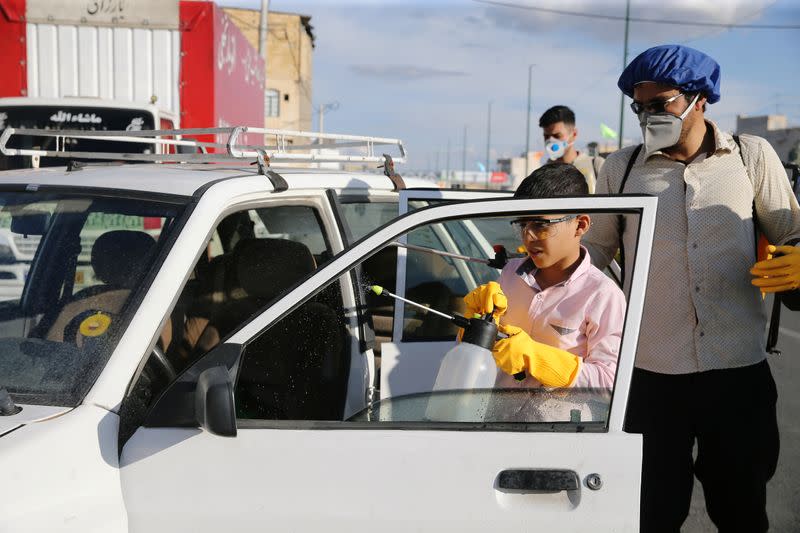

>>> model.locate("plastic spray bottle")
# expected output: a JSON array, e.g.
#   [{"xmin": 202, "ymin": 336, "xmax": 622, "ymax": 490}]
[
  {"xmin": 424, "ymin": 313, "xmax": 505, "ymax": 422},
  {"xmin": 431, "ymin": 313, "xmax": 499, "ymax": 392}
]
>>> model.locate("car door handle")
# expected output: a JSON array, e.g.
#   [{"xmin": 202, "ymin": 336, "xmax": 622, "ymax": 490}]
[{"xmin": 497, "ymin": 469, "xmax": 580, "ymax": 492}]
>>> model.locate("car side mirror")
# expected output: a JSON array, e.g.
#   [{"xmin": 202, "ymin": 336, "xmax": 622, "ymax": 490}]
[{"xmin": 195, "ymin": 365, "xmax": 237, "ymax": 437}]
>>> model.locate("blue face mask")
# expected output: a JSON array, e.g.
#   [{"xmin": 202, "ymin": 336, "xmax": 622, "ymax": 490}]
[{"xmin": 545, "ymin": 139, "xmax": 570, "ymax": 160}]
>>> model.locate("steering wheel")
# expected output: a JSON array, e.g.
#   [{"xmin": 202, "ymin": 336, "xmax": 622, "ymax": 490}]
[
  {"xmin": 63, "ymin": 309, "xmax": 177, "ymax": 382},
  {"xmin": 148, "ymin": 344, "xmax": 177, "ymax": 382}
]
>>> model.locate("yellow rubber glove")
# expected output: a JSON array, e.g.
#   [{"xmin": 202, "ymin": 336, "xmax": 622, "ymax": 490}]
[
  {"xmin": 750, "ymin": 245, "xmax": 800, "ymax": 293},
  {"xmin": 463, "ymin": 281, "xmax": 507, "ymax": 322},
  {"xmin": 492, "ymin": 324, "xmax": 581, "ymax": 388}
]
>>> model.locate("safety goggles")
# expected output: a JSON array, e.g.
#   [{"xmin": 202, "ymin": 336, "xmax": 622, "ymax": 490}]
[
  {"xmin": 510, "ymin": 215, "xmax": 577, "ymax": 240},
  {"xmin": 630, "ymin": 92, "xmax": 685, "ymax": 115}
]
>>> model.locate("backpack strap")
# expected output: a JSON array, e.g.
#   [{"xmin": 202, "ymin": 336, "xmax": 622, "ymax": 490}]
[
  {"xmin": 616, "ymin": 144, "xmax": 643, "ymax": 286},
  {"xmin": 618, "ymin": 145, "xmax": 643, "ymax": 195},
  {"xmin": 732, "ymin": 135, "xmax": 759, "ymax": 254},
  {"xmin": 733, "ymin": 134, "xmax": 782, "ymax": 355}
]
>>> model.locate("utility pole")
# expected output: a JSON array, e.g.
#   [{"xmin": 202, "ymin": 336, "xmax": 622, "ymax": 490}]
[
  {"xmin": 445, "ymin": 138, "xmax": 451, "ymax": 187},
  {"xmin": 617, "ymin": 0, "xmax": 631, "ymax": 150},
  {"xmin": 525, "ymin": 64, "xmax": 535, "ymax": 177},
  {"xmin": 462, "ymin": 125, "xmax": 467, "ymax": 187},
  {"xmin": 258, "ymin": 0, "xmax": 270, "ymax": 56},
  {"xmin": 485, "ymin": 101, "xmax": 492, "ymax": 188},
  {"xmin": 317, "ymin": 101, "xmax": 339, "ymax": 134},
  {"xmin": 435, "ymin": 150, "xmax": 440, "ymax": 180}
]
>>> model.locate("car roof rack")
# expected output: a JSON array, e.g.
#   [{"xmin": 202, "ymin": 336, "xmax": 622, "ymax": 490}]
[{"xmin": 0, "ymin": 126, "xmax": 407, "ymax": 167}]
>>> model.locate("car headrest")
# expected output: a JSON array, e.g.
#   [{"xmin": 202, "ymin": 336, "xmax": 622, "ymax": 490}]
[
  {"xmin": 91, "ymin": 230, "xmax": 157, "ymax": 288},
  {"xmin": 233, "ymin": 238, "xmax": 316, "ymax": 301}
]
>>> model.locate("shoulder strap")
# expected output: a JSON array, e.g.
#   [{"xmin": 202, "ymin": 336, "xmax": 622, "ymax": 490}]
[
  {"xmin": 733, "ymin": 135, "xmax": 759, "ymax": 243},
  {"xmin": 616, "ymin": 145, "xmax": 643, "ymax": 287},
  {"xmin": 734, "ymin": 135, "xmax": 783, "ymax": 353},
  {"xmin": 732, "ymin": 135, "xmax": 754, "ymax": 184},
  {"xmin": 618, "ymin": 144, "xmax": 643, "ymax": 194}
]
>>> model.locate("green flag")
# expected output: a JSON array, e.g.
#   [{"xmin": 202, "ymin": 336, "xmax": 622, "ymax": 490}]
[{"xmin": 600, "ymin": 123, "xmax": 618, "ymax": 139}]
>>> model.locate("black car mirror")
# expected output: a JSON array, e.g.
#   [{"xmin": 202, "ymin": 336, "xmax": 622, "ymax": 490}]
[{"xmin": 195, "ymin": 365, "xmax": 237, "ymax": 437}]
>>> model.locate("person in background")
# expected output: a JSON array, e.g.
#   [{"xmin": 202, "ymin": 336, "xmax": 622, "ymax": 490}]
[
  {"xmin": 585, "ymin": 44, "xmax": 800, "ymax": 532},
  {"xmin": 539, "ymin": 105, "xmax": 604, "ymax": 193}
]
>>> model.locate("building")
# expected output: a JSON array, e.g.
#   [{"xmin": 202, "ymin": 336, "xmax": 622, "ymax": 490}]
[
  {"xmin": 497, "ymin": 152, "xmax": 543, "ymax": 189},
  {"xmin": 223, "ymin": 8, "xmax": 314, "ymax": 134},
  {"xmin": 737, "ymin": 114, "xmax": 800, "ymax": 163}
]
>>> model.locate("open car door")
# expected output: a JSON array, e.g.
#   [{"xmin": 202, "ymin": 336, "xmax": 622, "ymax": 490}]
[{"xmin": 120, "ymin": 195, "xmax": 656, "ymax": 532}]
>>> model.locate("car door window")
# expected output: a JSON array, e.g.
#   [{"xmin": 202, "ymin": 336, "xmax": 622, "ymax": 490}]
[
  {"xmin": 129, "ymin": 203, "xmax": 335, "ymax": 419},
  {"xmin": 227, "ymin": 202, "xmax": 652, "ymax": 429}
]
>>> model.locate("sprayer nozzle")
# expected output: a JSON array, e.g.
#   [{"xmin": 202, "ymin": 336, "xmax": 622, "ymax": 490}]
[{"xmin": 370, "ymin": 285, "xmax": 384, "ymax": 296}]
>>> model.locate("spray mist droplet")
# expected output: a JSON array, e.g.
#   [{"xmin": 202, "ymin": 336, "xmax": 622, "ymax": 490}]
[{"xmin": 370, "ymin": 285, "xmax": 383, "ymax": 296}]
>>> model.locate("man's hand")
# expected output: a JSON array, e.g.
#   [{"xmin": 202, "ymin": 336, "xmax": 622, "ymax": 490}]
[
  {"xmin": 750, "ymin": 245, "xmax": 800, "ymax": 293},
  {"xmin": 493, "ymin": 324, "xmax": 581, "ymax": 387},
  {"xmin": 463, "ymin": 281, "xmax": 507, "ymax": 320}
]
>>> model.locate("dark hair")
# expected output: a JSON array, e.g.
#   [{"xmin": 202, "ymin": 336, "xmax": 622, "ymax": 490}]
[
  {"xmin": 514, "ymin": 163, "xmax": 588, "ymax": 198},
  {"xmin": 538, "ymin": 105, "xmax": 575, "ymax": 128}
]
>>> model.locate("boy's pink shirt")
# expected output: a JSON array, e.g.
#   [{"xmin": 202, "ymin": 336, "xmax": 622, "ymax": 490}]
[{"xmin": 497, "ymin": 246, "xmax": 626, "ymax": 389}]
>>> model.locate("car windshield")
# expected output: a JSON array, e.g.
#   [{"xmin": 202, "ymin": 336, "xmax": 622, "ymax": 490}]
[{"xmin": 0, "ymin": 189, "xmax": 187, "ymax": 407}]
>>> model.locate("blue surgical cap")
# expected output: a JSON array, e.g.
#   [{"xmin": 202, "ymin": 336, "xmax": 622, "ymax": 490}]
[{"xmin": 618, "ymin": 44, "xmax": 721, "ymax": 104}]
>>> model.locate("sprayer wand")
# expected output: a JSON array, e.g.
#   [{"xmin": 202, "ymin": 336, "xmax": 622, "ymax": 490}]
[
  {"xmin": 369, "ymin": 285, "xmax": 470, "ymax": 328},
  {"xmin": 390, "ymin": 241, "xmax": 512, "ymax": 269}
]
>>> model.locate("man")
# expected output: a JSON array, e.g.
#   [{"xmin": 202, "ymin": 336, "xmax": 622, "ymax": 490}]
[
  {"xmin": 539, "ymin": 105, "xmax": 604, "ymax": 193},
  {"xmin": 585, "ymin": 44, "xmax": 800, "ymax": 532}
]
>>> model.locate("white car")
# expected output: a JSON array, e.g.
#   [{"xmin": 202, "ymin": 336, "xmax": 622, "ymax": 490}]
[{"xmin": 0, "ymin": 127, "xmax": 656, "ymax": 532}]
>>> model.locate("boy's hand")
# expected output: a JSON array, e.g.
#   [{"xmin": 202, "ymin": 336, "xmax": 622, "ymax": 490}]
[
  {"xmin": 750, "ymin": 245, "xmax": 800, "ymax": 293},
  {"xmin": 463, "ymin": 281, "xmax": 507, "ymax": 321},
  {"xmin": 493, "ymin": 324, "xmax": 581, "ymax": 388}
]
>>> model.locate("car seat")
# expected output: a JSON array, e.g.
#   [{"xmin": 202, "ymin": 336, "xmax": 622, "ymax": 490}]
[
  {"xmin": 194, "ymin": 238, "xmax": 347, "ymax": 421},
  {"xmin": 46, "ymin": 230, "xmax": 157, "ymax": 346}
]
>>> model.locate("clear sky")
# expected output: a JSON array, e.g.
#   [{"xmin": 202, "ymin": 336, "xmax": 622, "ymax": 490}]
[{"xmin": 218, "ymin": 0, "xmax": 800, "ymax": 171}]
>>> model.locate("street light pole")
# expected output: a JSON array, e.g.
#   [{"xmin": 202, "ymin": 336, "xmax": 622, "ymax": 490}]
[
  {"xmin": 462, "ymin": 125, "xmax": 467, "ymax": 187},
  {"xmin": 525, "ymin": 63, "xmax": 535, "ymax": 177},
  {"xmin": 485, "ymin": 101, "xmax": 492, "ymax": 188},
  {"xmin": 317, "ymin": 101, "xmax": 339, "ymax": 134},
  {"xmin": 258, "ymin": 0, "xmax": 270, "ymax": 56},
  {"xmin": 445, "ymin": 138, "xmax": 451, "ymax": 187},
  {"xmin": 617, "ymin": 0, "xmax": 631, "ymax": 150}
]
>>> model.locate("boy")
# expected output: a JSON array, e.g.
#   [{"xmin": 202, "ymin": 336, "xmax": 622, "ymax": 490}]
[{"xmin": 465, "ymin": 163, "xmax": 625, "ymax": 388}]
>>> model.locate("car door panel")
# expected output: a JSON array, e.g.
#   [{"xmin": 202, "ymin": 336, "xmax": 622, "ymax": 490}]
[{"xmin": 122, "ymin": 427, "xmax": 640, "ymax": 532}]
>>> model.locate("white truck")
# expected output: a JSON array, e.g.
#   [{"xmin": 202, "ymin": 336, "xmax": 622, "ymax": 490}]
[
  {"xmin": 0, "ymin": 126, "xmax": 655, "ymax": 532},
  {"xmin": 0, "ymin": 0, "xmax": 265, "ymax": 168},
  {"xmin": 0, "ymin": 97, "xmax": 181, "ymax": 170}
]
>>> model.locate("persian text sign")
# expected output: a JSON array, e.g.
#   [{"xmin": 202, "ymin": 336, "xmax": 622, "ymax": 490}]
[{"xmin": 26, "ymin": 0, "xmax": 179, "ymax": 29}]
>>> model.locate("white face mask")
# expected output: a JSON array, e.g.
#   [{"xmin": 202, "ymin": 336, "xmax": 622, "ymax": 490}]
[
  {"xmin": 638, "ymin": 93, "xmax": 699, "ymax": 156},
  {"xmin": 545, "ymin": 139, "xmax": 571, "ymax": 160}
]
